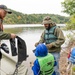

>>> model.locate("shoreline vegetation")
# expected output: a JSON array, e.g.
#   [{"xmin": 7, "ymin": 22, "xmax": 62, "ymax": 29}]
[{"xmin": 4, "ymin": 9, "xmax": 69, "ymax": 24}]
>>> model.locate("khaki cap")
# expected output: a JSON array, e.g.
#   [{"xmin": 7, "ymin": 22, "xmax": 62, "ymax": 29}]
[{"xmin": 42, "ymin": 16, "xmax": 54, "ymax": 24}]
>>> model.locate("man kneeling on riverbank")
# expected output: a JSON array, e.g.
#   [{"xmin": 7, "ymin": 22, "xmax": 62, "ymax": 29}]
[{"xmin": 32, "ymin": 44, "xmax": 57, "ymax": 75}]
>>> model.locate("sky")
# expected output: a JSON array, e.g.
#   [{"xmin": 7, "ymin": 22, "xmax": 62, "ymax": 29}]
[{"xmin": 0, "ymin": 0, "xmax": 69, "ymax": 16}]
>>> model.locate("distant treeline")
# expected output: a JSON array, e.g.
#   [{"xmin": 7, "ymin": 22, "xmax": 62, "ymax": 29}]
[{"xmin": 4, "ymin": 9, "xmax": 69, "ymax": 24}]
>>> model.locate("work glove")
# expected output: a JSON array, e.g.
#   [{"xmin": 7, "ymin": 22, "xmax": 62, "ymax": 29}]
[
  {"xmin": 46, "ymin": 44, "xmax": 53, "ymax": 49},
  {"xmin": 35, "ymin": 42, "xmax": 39, "ymax": 47}
]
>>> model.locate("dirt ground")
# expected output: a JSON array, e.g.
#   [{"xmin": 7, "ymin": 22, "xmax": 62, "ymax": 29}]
[
  {"xmin": 59, "ymin": 49, "xmax": 70, "ymax": 75},
  {"xmin": 59, "ymin": 41, "xmax": 75, "ymax": 75}
]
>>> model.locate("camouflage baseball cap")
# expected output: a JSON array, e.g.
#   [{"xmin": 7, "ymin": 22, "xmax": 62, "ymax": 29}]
[
  {"xmin": 42, "ymin": 16, "xmax": 54, "ymax": 24},
  {"xmin": 0, "ymin": 5, "xmax": 12, "ymax": 14}
]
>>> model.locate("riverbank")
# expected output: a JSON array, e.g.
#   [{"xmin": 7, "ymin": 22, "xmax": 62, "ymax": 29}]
[{"xmin": 59, "ymin": 40, "xmax": 75, "ymax": 75}]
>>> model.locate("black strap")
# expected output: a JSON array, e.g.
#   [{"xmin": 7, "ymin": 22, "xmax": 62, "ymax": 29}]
[
  {"xmin": 40, "ymin": 68, "xmax": 53, "ymax": 75},
  {"xmin": 10, "ymin": 38, "xmax": 17, "ymax": 56},
  {"xmin": 0, "ymin": 51, "xmax": 2, "ymax": 60}
]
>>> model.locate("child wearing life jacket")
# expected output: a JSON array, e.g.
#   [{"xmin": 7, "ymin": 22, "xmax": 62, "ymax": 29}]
[{"xmin": 32, "ymin": 44, "xmax": 56, "ymax": 75}]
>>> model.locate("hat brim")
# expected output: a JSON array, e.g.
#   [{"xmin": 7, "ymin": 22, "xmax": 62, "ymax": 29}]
[
  {"xmin": 42, "ymin": 20, "xmax": 52, "ymax": 25},
  {"xmin": 5, "ymin": 9, "xmax": 12, "ymax": 14}
]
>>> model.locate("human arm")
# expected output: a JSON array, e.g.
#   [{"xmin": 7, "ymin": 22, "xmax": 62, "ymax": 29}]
[
  {"xmin": 0, "ymin": 18, "xmax": 16, "ymax": 40},
  {"xmin": 32, "ymin": 59, "xmax": 40, "ymax": 75},
  {"xmin": 0, "ymin": 32, "xmax": 16, "ymax": 40}
]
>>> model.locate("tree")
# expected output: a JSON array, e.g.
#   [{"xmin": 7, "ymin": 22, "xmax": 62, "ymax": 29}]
[
  {"xmin": 61, "ymin": 0, "xmax": 75, "ymax": 30},
  {"xmin": 62, "ymin": 0, "xmax": 75, "ymax": 15},
  {"xmin": 66, "ymin": 15, "xmax": 75, "ymax": 30},
  {"xmin": 62, "ymin": 0, "xmax": 75, "ymax": 48},
  {"xmin": 3, "ymin": 9, "xmax": 69, "ymax": 24}
]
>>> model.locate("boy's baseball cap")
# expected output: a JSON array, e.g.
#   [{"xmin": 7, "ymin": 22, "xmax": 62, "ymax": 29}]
[{"xmin": 0, "ymin": 5, "xmax": 12, "ymax": 14}]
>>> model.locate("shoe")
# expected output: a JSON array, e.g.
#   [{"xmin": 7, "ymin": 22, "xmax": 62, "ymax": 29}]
[{"xmin": 1, "ymin": 43, "xmax": 9, "ymax": 54}]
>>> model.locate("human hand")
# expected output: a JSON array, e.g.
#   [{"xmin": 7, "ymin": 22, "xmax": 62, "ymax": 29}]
[
  {"xmin": 35, "ymin": 42, "xmax": 39, "ymax": 47},
  {"xmin": 46, "ymin": 44, "xmax": 53, "ymax": 49},
  {"xmin": 11, "ymin": 33, "xmax": 16, "ymax": 39}
]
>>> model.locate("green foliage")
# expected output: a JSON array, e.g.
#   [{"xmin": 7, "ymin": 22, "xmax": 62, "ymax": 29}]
[
  {"xmin": 3, "ymin": 9, "xmax": 69, "ymax": 24},
  {"xmin": 65, "ymin": 15, "xmax": 75, "ymax": 30},
  {"xmin": 62, "ymin": 0, "xmax": 75, "ymax": 15},
  {"xmin": 61, "ymin": 0, "xmax": 75, "ymax": 30},
  {"xmin": 72, "ymin": 65, "xmax": 75, "ymax": 72}
]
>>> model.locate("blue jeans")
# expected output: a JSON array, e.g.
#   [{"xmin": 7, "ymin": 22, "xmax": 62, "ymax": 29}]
[{"xmin": 51, "ymin": 52, "xmax": 60, "ymax": 75}]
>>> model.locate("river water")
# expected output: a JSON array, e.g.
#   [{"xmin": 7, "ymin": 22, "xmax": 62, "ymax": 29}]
[{"xmin": 1, "ymin": 24, "xmax": 71, "ymax": 75}]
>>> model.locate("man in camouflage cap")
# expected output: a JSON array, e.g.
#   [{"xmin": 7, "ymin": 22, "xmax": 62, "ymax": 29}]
[
  {"xmin": 35, "ymin": 16, "xmax": 65, "ymax": 75},
  {"xmin": 0, "ymin": 5, "xmax": 16, "ymax": 59}
]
